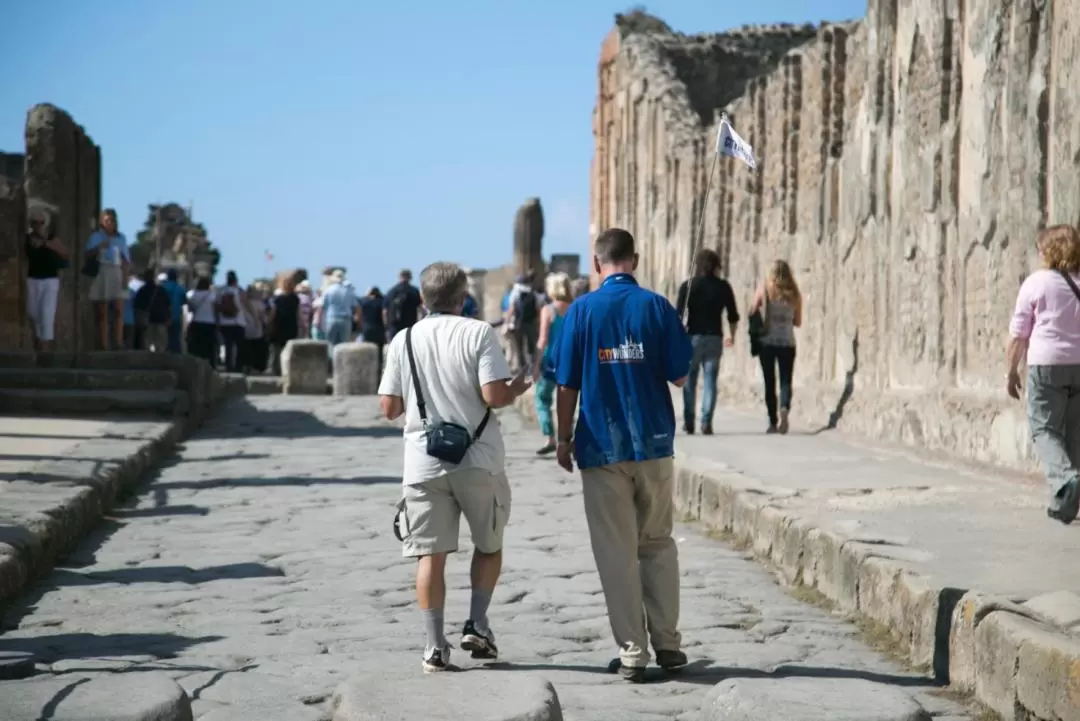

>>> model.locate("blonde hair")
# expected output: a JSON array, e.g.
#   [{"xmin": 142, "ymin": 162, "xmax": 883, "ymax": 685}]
[
  {"xmin": 544, "ymin": 272, "xmax": 573, "ymax": 302},
  {"xmin": 766, "ymin": 260, "xmax": 801, "ymax": 305},
  {"xmin": 1038, "ymin": 225, "xmax": 1080, "ymax": 273}
]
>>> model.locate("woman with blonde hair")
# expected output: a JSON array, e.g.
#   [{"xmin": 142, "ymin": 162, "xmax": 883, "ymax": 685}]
[
  {"xmin": 533, "ymin": 272, "xmax": 574, "ymax": 454},
  {"xmin": 748, "ymin": 260, "xmax": 802, "ymax": 434},
  {"xmin": 1007, "ymin": 224, "xmax": 1080, "ymax": 524}
]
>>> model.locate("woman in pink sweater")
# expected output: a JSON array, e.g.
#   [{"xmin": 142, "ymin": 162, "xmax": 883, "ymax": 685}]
[{"xmin": 1007, "ymin": 225, "xmax": 1080, "ymax": 524}]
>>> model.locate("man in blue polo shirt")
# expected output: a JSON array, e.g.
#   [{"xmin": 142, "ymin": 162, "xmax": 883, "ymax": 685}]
[{"xmin": 554, "ymin": 227, "xmax": 692, "ymax": 683}]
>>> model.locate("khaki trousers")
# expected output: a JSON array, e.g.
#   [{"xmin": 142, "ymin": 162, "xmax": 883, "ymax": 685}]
[{"xmin": 580, "ymin": 457, "xmax": 681, "ymax": 668}]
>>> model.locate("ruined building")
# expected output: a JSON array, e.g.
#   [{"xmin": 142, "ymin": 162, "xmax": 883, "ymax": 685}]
[{"xmin": 591, "ymin": 2, "xmax": 1079, "ymax": 470}]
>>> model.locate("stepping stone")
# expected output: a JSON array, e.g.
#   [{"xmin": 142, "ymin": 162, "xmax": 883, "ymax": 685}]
[
  {"xmin": 701, "ymin": 677, "xmax": 931, "ymax": 721},
  {"xmin": 330, "ymin": 670, "xmax": 563, "ymax": 721},
  {"xmin": 0, "ymin": 651, "xmax": 35, "ymax": 680},
  {"xmin": 0, "ymin": 673, "xmax": 192, "ymax": 721}
]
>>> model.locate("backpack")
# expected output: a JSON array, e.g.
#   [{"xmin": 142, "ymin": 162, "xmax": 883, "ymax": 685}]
[
  {"xmin": 387, "ymin": 287, "xmax": 412, "ymax": 327},
  {"xmin": 219, "ymin": 290, "xmax": 239, "ymax": 319},
  {"xmin": 515, "ymin": 290, "xmax": 538, "ymax": 325}
]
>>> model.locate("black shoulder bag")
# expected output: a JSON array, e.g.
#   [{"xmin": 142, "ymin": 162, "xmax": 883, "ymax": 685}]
[{"xmin": 404, "ymin": 325, "xmax": 491, "ymax": 464}]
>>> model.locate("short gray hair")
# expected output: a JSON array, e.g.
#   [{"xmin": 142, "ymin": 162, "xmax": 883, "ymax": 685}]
[{"xmin": 420, "ymin": 262, "xmax": 468, "ymax": 313}]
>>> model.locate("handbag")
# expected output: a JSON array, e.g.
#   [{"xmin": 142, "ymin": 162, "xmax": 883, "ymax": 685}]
[
  {"xmin": 81, "ymin": 245, "xmax": 100, "ymax": 278},
  {"xmin": 747, "ymin": 283, "xmax": 770, "ymax": 357},
  {"xmin": 404, "ymin": 325, "xmax": 491, "ymax": 464}
]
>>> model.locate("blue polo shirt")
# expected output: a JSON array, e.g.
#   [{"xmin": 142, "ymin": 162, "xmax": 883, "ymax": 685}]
[{"xmin": 554, "ymin": 273, "xmax": 692, "ymax": 469}]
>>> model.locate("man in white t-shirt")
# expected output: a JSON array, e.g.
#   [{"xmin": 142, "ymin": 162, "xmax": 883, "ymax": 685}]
[{"xmin": 378, "ymin": 262, "xmax": 529, "ymax": 673}]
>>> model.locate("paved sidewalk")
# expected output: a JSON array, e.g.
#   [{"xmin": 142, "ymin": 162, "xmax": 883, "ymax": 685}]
[
  {"xmin": 0, "ymin": 415, "xmax": 181, "ymax": 605},
  {"xmin": 0, "ymin": 397, "xmax": 970, "ymax": 721},
  {"xmin": 671, "ymin": 396, "xmax": 1080, "ymax": 600}
]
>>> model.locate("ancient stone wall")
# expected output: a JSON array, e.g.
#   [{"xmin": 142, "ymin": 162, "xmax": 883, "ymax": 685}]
[
  {"xmin": 592, "ymin": 2, "xmax": 1080, "ymax": 471},
  {"xmin": 1, "ymin": 105, "xmax": 102, "ymax": 352}
]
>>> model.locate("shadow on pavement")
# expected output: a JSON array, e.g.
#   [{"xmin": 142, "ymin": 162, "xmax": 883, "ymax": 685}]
[
  {"xmin": 153, "ymin": 475, "xmax": 400, "ymax": 491},
  {"xmin": 110, "ymin": 504, "xmax": 209, "ymax": 519},
  {"xmin": 0, "ymin": 631, "xmax": 224, "ymax": 662},
  {"xmin": 39, "ymin": 561, "xmax": 284, "ymax": 586},
  {"xmin": 485, "ymin": 658, "xmax": 938, "ymax": 688},
  {"xmin": 198, "ymin": 403, "xmax": 401, "ymax": 440}
]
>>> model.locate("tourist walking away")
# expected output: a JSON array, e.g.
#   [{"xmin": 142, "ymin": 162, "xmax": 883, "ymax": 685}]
[
  {"xmin": 378, "ymin": 261, "xmax": 529, "ymax": 673},
  {"xmin": 321, "ymin": 269, "xmax": 359, "ymax": 350},
  {"xmin": 675, "ymin": 248, "xmax": 740, "ymax": 434},
  {"xmin": 553, "ymin": 227, "xmax": 692, "ymax": 683},
  {"xmin": 132, "ymin": 268, "xmax": 172, "ymax": 353},
  {"xmin": 748, "ymin": 260, "xmax": 802, "ymax": 434},
  {"xmin": 242, "ymin": 284, "xmax": 269, "ymax": 374},
  {"xmin": 1008, "ymin": 224, "xmax": 1080, "ymax": 524},
  {"xmin": 360, "ymin": 286, "xmax": 387, "ymax": 374},
  {"xmin": 506, "ymin": 272, "xmax": 542, "ymax": 373},
  {"xmin": 160, "ymin": 269, "xmax": 187, "ymax": 353},
  {"xmin": 216, "ymin": 271, "xmax": 246, "ymax": 372},
  {"xmin": 268, "ymin": 275, "xmax": 301, "ymax": 376},
  {"xmin": 384, "ymin": 268, "xmax": 422, "ymax": 339},
  {"xmin": 185, "ymin": 276, "xmax": 218, "ymax": 367},
  {"xmin": 533, "ymin": 272, "xmax": 573, "ymax": 455},
  {"xmin": 85, "ymin": 209, "xmax": 131, "ymax": 350},
  {"xmin": 25, "ymin": 205, "xmax": 69, "ymax": 352}
]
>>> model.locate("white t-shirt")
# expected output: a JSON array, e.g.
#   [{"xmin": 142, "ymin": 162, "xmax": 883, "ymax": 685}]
[
  {"xmin": 186, "ymin": 289, "xmax": 217, "ymax": 324},
  {"xmin": 216, "ymin": 286, "xmax": 246, "ymax": 327},
  {"xmin": 378, "ymin": 314, "xmax": 512, "ymax": 485}
]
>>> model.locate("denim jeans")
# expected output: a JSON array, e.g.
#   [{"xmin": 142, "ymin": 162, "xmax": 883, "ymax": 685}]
[
  {"xmin": 759, "ymin": 344, "xmax": 796, "ymax": 427},
  {"xmin": 326, "ymin": 318, "xmax": 352, "ymax": 348},
  {"xmin": 1027, "ymin": 364, "xmax": 1080, "ymax": 507},
  {"xmin": 535, "ymin": 376, "xmax": 556, "ymax": 437},
  {"xmin": 683, "ymin": 335, "xmax": 723, "ymax": 428}
]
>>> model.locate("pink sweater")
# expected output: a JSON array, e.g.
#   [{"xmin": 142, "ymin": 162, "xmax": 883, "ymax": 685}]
[{"xmin": 1010, "ymin": 269, "xmax": 1080, "ymax": 365}]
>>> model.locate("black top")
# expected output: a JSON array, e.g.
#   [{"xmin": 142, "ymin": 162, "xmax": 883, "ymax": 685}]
[
  {"xmin": 271, "ymin": 292, "xmax": 300, "ymax": 343},
  {"xmin": 26, "ymin": 234, "xmax": 63, "ymax": 279},
  {"xmin": 384, "ymin": 281, "xmax": 422, "ymax": 330},
  {"xmin": 360, "ymin": 296, "xmax": 386, "ymax": 343},
  {"xmin": 133, "ymin": 283, "xmax": 172, "ymax": 325},
  {"xmin": 676, "ymin": 275, "xmax": 741, "ymax": 337}
]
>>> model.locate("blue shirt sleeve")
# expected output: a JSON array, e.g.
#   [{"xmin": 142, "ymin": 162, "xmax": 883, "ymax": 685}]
[
  {"xmin": 85, "ymin": 231, "xmax": 103, "ymax": 251},
  {"xmin": 658, "ymin": 297, "xmax": 692, "ymax": 382},
  {"xmin": 554, "ymin": 303, "xmax": 583, "ymax": 390},
  {"xmin": 117, "ymin": 233, "xmax": 131, "ymax": 262}
]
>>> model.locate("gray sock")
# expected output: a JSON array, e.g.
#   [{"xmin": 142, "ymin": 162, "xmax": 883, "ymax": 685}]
[
  {"xmin": 470, "ymin": 589, "xmax": 493, "ymax": 633},
  {"xmin": 421, "ymin": 607, "xmax": 446, "ymax": 653}
]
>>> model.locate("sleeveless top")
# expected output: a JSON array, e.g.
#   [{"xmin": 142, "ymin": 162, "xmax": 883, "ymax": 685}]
[
  {"xmin": 763, "ymin": 295, "xmax": 797, "ymax": 347},
  {"xmin": 541, "ymin": 305, "xmax": 567, "ymax": 381}
]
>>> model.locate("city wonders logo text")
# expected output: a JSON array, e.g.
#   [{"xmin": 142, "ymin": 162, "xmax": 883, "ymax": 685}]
[{"xmin": 598, "ymin": 337, "xmax": 646, "ymax": 363}]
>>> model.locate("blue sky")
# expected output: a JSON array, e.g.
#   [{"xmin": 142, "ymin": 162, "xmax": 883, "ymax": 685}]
[{"xmin": 3, "ymin": 0, "xmax": 864, "ymax": 291}]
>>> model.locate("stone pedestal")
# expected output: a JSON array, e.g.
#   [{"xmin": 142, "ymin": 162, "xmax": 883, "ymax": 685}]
[
  {"xmin": 332, "ymin": 342, "xmax": 380, "ymax": 396},
  {"xmin": 281, "ymin": 340, "xmax": 329, "ymax": 395}
]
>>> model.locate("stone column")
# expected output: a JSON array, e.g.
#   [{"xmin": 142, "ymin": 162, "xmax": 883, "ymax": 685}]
[
  {"xmin": 0, "ymin": 173, "xmax": 29, "ymax": 350},
  {"xmin": 513, "ymin": 198, "xmax": 545, "ymax": 282},
  {"xmin": 548, "ymin": 254, "xmax": 581, "ymax": 278},
  {"xmin": 24, "ymin": 104, "xmax": 100, "ymax": 353}
]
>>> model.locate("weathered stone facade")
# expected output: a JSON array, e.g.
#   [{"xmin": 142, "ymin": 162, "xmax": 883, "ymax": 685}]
[
  {"xmin": 0, "ymin": 105, "xmax": 102, "ymax": 352},
  {"xmin": 592, "ymin": 3, "xmax": 1080, "ymax": 471}
]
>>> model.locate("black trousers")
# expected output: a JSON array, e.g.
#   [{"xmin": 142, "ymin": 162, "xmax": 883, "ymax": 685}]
[
  {"xmin": 220, "ymin": 325, "xmax": 245, "ymax": 373},
  {"xmin": 759, "ymin": 344, "xmax": 796, "ymax": 427},
  {"xmin": 187, "ymin": 322, "xmax": 217, "ymax": 368}
]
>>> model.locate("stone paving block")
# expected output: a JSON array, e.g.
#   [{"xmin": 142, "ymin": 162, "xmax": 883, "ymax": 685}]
[
  {"xmin": 332, "ymin": 342, "xmax": 380, "ymax": 396},
  {"xmin": 0, "ymin": 673, "xmax": 192, "ymax": 721},
  {"xmin": 329, "ymin": 671, "xmax": 563, "ymax": 721},
  {"xmin": 282, "ymin": 340, "xmax": 330, "ymax": 395},
  {"xmin": 701, "ymin": 677, "xmax": 931, "ymax": 721},
  {"xmin": 1023, "ymin": 590, "xmax": 1080, "ymax": 631}
]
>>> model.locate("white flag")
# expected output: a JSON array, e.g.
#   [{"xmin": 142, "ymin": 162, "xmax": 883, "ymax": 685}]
[{"xmin": 716, "ymin": 118, "xmax": 756, "ymax": 170}]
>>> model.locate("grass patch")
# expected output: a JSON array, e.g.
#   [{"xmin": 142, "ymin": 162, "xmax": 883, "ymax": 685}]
[{"xmin": 704, "ymin": 525, "xmax": 751, "ymax": 551}]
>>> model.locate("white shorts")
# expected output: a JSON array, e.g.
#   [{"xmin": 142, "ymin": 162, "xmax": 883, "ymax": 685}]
[{"xmin": 27, "ymin": 277, "xmax": 60, "ymax": 341}]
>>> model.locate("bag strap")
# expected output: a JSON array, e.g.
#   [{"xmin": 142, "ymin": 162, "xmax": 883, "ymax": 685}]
[
  {"xmin": 405, "ymin": 324, "xmax": 492, "ymax": 439},
  {"xmin": 404, "ymin": 326, "xmax": 428, "ymax": 425},
  {"xmin": 1061, "ymin": 271, "xmax": 1080, "ymax": 304}
]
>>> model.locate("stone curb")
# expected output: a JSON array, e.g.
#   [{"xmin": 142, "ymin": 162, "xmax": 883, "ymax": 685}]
[
  {"xmin": 0, "ymin": 365, "xmax": 246, "ymax": 610},
  {"xmin": 510, "ymin": 390, "xmax": 1080, "ymax": 721}
]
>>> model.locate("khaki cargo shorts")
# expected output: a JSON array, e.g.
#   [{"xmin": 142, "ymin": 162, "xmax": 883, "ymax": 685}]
[{"xmin": 396, "ymin": 467, "xmax": 511, "ymax": 558}]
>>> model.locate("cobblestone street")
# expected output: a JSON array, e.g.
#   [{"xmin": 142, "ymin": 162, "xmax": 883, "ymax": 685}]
[{"xmin": 0, "ymin": 397, "xmax": 972, "ymax": 720}]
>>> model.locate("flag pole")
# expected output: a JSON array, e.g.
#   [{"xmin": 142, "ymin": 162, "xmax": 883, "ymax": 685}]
[{"xmin": 681, "ymin": 112, "xmax": 727, "ymax": 326}]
